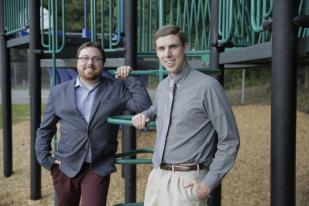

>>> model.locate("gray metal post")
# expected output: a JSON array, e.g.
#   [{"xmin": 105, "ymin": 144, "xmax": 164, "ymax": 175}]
[
  {"xmin": 304, "ymin": 1, "xmax": 309, "ymax": 89},
  {"xmin": 29, "ymin": 0, "xmax": 42, "ymax": 200},
  {"xmin": 209, "ymin": 0, "xmax": 222, "ymax": 205},
  {"xmin": 271, "ymin": 1, "xmax": 298, "ymax": 206},
  {"xmin": 123, "ymin": 0, "xmax": 137, "ymax": 203},
  {"xmin": 0, "ymin": 0, "xmax": 13, "ymax": 177}
]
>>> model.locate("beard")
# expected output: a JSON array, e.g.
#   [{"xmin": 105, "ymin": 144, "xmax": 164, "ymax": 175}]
[{"xmin": 79, "ymin": 67, "xmax": 102, "ymax": 81}]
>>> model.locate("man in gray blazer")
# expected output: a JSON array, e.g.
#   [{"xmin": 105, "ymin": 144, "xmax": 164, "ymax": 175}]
[{"xmin": 35, "ymin": 42, "xmax": 151, "ymax": 206}]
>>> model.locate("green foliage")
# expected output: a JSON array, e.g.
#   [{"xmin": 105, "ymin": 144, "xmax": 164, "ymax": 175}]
[
  {"xmin": 0, "ymin": 104, "xmax": 29, "ymax": 129},
  {"xmin": 64, "ymin": 0, "xmax": 84, "ymax": 32},
  {"xmin": 297, "ymin": 93, "xmax": 309, "ymax": 104},
  {"xmin": 60, "ymin": 0, "xmax": 120, "ymax": 33},
  {"xmin": 0, "ymin": 104, "xmax": 46, "ymax": 129},
  {"xmin": 224, "ymin": 69, "xmax": 271, "ymax": 89},
  {"xmin": 148, "ymin": 76, "xmax": 160, "ymax": 89}
]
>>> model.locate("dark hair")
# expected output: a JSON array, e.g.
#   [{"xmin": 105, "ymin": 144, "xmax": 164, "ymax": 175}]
[
  {"xmin": 76, "ymin": 42, "xmax": 106, "ymax": 63},
  {"xmin": 153, "ymin": 25, "xmax": 188, "ymax": 47}
]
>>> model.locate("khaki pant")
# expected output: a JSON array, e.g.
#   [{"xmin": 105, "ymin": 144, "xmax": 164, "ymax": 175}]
[{"xmin": 144, "ymin": 167, "xmax": 209, "ymax": 206}]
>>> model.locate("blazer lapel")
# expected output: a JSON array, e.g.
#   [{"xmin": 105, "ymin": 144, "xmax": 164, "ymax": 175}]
[{"xmin": 66, "ymin": 79, "xmax": 88, "ymax": 125}]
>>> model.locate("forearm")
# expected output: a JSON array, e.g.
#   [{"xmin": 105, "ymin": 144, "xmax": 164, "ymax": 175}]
[
  {"xmin": 35, "ymin": 130, "xmax": 56, "ymax": 170},
  {"xmin": 203, "ymin": 113, "xmax": 240, "ymax": 190},
  {"xmin": 35, "ymin": 88, "xmax": 58, "ymax": 170},
  {"xmin": 202, "ymin": 143, "xmax": 239, "ymax": 191},
  {"xmin": 202, "ymin": 80, "xmax": 240, "ymax": 191}
]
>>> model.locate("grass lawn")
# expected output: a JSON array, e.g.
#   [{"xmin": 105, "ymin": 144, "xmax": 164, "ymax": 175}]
[{"xmin": 0, "ymin": 104, "xmax": 45, "ymax": 129}]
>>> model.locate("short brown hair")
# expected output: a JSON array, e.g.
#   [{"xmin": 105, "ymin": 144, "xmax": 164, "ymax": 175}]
[
  {"xmin": 153, "ymin": 25, "xmax": 188, "ymax": 47},
  {"xmin": 76, "ymin": 41, "xmax": 106, "ymax": 63}
]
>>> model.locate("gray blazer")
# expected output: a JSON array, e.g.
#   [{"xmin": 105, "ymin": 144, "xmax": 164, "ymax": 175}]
[{"xmin": 35, "ymin": 76, "xmax": 151, "ymax": 177}]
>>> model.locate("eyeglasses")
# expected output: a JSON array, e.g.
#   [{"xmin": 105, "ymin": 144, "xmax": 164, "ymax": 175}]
[{"xmin": 77, "ymin": 56, "xmax": 103, "ymax": 63}]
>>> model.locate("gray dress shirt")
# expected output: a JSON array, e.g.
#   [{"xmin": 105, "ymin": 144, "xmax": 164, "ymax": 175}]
[
  {"xmin": 75, "ymin": 77, "xmax": 100, "ymax": 163},
  {"xmin": 143, "ymin": 64, "xmax": 240, "ymax": 191}
]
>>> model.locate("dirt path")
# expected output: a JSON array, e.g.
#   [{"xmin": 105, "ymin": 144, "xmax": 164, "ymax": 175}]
[{"xmin": 0, "ymin": 105, "xmax": 308, "ymax": 206}]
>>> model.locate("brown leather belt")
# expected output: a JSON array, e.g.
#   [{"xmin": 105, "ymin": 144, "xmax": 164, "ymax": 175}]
[{"xmin": 160, "ymin": 163, "xmax": 207, "ymax": 171}]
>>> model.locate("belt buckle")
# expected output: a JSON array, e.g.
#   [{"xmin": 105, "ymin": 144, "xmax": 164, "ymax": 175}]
[
  {"xmin": 160, "ymin": 163, "xmax": 170, "ymax": 170},
  {"xmin": 160, "ymin": 163, "xmax": 201, "ymax": 171},
  {"xmin": 175, "ymin": 165, "xmax": 192, "ymax": 171}
]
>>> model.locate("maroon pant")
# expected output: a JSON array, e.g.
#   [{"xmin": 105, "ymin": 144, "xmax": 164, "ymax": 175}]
[{"xmin": 51, "ymin": 163, "xmax": 110, "ymax": 206}]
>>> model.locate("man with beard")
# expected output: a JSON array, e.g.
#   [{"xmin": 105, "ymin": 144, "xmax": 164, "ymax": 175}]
[{"xmin": 35, "ymin": 42, "xmax": 152, "ymax": 206}]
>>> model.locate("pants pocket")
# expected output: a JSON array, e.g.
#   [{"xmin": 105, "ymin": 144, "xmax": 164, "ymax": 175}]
[{"xmin": 184, "ymin": 185, "xmax": 199, "ymax": 201}]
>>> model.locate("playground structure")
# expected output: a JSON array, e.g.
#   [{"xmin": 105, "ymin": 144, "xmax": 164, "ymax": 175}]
[{"xmin": 0, "ymin": 0, "xmax": 309, "ymax": 206}]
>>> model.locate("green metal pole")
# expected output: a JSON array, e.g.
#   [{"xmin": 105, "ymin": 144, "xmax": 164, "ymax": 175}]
[{"xmin": 91, "ymin": 0, "xmax": 96, "ymax": 42}]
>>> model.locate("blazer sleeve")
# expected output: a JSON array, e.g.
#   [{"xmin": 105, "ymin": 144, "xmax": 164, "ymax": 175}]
[
  {"xmin": 35, "ymin": 88, "xmax": 59, "ymax": 170},
  {"xmin": 121, "ymin": 76, "xmax": 152, "ymax": 113}
]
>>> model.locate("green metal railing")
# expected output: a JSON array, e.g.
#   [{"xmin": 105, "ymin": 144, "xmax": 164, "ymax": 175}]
[
  {"xmin": 40, "ymin": 0, "xmax": 65, "ymax": 54},
  {"xmin": 107, "ymin": 67, "xmax": 220, "ymax": 77},
  {"xmin": 250, "ymin": 0, "xmax": 272, "ymax": 33},
  {"xmin": 96, "ymin": 0, "xmax": 122, "ymax": 50},
  {"xmin": 298, "ymin": 0, "xmax": 309, "ymax": 38},
  {"xmin": 71, "ymin": 0, "xmax": 122, "ymax": 50},
  {"xmin": 137, "ymin": 0, "xmax": 213, "ymax": 52},
  {"xmin": 232, "ymin": 0, "xmax": 255, "ymax": 47},
  {"xmin": 137, "ymin": 0, "xmax": 156, "ymax": 52},
  {"xmin": 4, "ymin": 0, "xmax": 29, "ymax": 35},
  {"xmin": 4, "ymin": 0, "xmax": 309, "ymax": 51},
  {"xmin": 136, "ymin": 0, "xmax": 215, "ymax": 80},
  {"xmin": 40, "ymin": 0, "xmax": 65, "ymax": 90},
  {"xmin": 107, "ymin": 115, "xmax": 156, "ymax": 128},
  {"xmin": 107, "ymin": 115, "xmax": 154, "ymax": 169},
  {"xmin": 167, "ymin": 0, "xmax": 211, "ymax": 50},
  {"xmin": 218, "ymin": 0, "xmax": 235, "ymax": 45},
  {"xmin": 250, "ymin": 0, "xmax": 272, "ymax": 43},
  {"xmin": 115, "ymin": 148, "xmax": 154, "ymax": 165}
]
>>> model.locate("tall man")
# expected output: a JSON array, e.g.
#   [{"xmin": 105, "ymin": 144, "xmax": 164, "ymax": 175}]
[
  {"xmin": 35, "ymin": 42, "xmax": 151, "ymax": 206},
  {"xmin": 132, "ymin": 25, "xmax": 240, "ymax": 206}
]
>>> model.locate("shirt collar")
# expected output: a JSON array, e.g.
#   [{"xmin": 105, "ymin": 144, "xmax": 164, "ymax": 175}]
[
  {"xmin": 168, "ymin": 63, "xmax": 192, "ymax": 87},
  {"xmin": 75, "ymin": 76, "xmax": 101, "ymax": 91}
]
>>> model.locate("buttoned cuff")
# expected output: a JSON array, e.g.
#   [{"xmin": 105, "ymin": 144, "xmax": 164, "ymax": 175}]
[
  {"xmin": 142, "ymin": 110, "xmax": 154, "ymax": 121},
  {"xmin": 44, "ymin": 156, "xmax": 56, "ymax": 170},
  {"xmin": 202, "ymin": 172, "xmax": 221, "ymax": 192}
]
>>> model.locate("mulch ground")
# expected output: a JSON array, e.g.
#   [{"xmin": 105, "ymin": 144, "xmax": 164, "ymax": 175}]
[{"xmin": 0, "ymin": 105, "xmax": 309, "ymax": 206}]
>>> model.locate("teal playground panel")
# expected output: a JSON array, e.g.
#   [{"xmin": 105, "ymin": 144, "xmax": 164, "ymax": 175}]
[
  {"xmin": 3, "ymin": 0, "xmax": 309, "ymax": 50},
  {"xmin": 107, "ymin": 115, "xmax": 154, "ymax": 206},
  {"xmin": 4, "ymin": 0, "xmax": 28, "ymax": 35}
]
